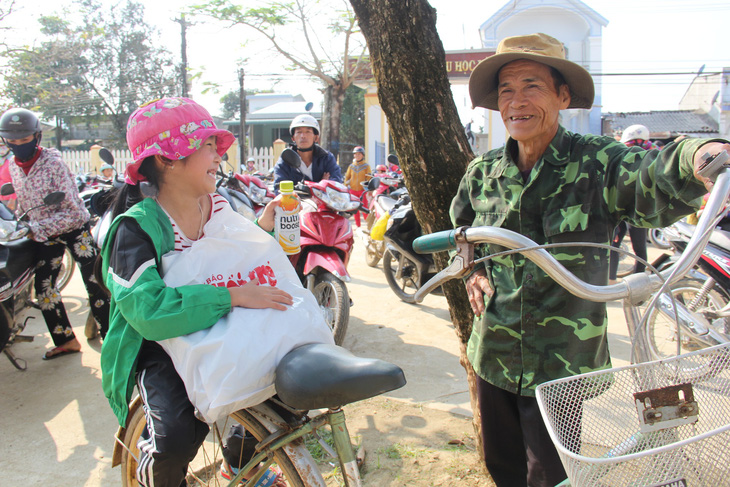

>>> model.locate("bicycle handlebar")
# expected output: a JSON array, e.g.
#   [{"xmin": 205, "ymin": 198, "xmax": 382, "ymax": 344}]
[
  {"xmin": 412, "ymin": 229, "xmax": 456, "ymax": 254},
  {"xmin": 413, "ymin": 152, "xmax": 730, "ymax": 305}
]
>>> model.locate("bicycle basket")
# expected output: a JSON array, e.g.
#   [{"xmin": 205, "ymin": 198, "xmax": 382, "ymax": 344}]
[{"xmin": 536, "ymin": 342, "xmax": 730, "ymax": 487}]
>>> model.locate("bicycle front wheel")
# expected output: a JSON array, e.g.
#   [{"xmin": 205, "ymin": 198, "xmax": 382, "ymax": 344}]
[{"xmin": 120, "ymin": 404, "xmax": 316, "ymax": 486}]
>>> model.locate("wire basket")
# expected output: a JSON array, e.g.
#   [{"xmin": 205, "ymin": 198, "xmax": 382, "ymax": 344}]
[{"xmin": 536, "ymin": 343, "xmax": 730, "ymax": 487}]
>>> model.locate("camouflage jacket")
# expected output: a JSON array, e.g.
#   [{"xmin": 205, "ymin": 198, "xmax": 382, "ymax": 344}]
[{"xmin": 450, "ymin": 125, "xmax": 714, "ymax": 396}]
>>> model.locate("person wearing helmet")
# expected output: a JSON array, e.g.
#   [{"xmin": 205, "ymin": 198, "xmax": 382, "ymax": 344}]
[
  {"xmin": 344, "ymin": 146, "xmax": 370, "ymax": 227},
  {"xmin": 273, "ymin": 114, "xmax": 342, "ymax": 190},
  {"xmin": 98, "ymin": 162, "xmax": 115, "ymax": 183},
  {"xmin": 0, "ymin": 107, "xmax": 109, "ymax": 359},
  {"xmin": 619, "ymin": 124, "xmax": 653, "ymax": 148},
  {"xmin": 244, "ymin": 156, "xmax": 257, "ymax": 174}
]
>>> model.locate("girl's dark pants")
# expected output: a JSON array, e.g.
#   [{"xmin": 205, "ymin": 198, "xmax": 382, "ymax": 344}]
[{"xmin": 134, "ymin": 341, "xmax": 252, "ymax": 487}]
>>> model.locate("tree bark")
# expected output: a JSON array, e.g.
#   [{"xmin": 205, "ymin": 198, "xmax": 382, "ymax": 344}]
[
  {"xmin": 349, "ymin": 0, "xmax": 484, "ymax": 463},
  {"xmin": 321, "ymin": 80, "xmax": 347, "ymax": 161}
]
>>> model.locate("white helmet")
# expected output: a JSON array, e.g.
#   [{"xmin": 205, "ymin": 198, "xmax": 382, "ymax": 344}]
[
  {"xmin": 620, "ymin": 124, "xmax": 650, "ymax": 143},
  {"xmin": 289, "ymin": 114, "xmax": 320, "ymax": 136}
]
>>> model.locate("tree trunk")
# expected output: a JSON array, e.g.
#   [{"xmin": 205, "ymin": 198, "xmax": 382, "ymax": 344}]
[
  {"xmin": 349, "ymin": 0, "xmax": 484, "ymax": 462},
  {"xmin": 321, "ymin": 80, "xmax": 347, "ymax": 161}
]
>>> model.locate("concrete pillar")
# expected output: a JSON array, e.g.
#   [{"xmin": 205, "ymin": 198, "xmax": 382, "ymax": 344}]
[
  {"xmin": 89, "ymin": 145, "xmax": 102, "ymax": 175},
  {"xmin": 273, "ymin": 139, "xmax": 287, "ymax": 163}
]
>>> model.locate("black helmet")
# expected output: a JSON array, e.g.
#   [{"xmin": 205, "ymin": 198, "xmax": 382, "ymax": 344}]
[{"xmin": 0, "ymin": 108, "xmax": 41, "ymax": 140}]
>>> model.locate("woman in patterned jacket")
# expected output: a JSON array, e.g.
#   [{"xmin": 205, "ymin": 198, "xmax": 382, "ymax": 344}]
[{"xmin": 0, "ymin": 107, "xmax": 110, "ymax": 359}]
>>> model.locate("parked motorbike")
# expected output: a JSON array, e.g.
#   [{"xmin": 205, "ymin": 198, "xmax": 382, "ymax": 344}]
[
  {"xmin": 381, "ymin": 195, "xmax": 440, "ymax": 304},
  {"xmin": 281, "ymin": 148, "xmax": 360, "ymax": 345},
  {"xmin": 215, "ymin": 170, "xmax": 257, "ymax": 222},
  {"xmin": 360, "ymin": 177, "xmax": 405, "ymax": 267},
  {"xmin": 359, "ymin": 159, "xmax": 405, "ymax": 267},
  {"xmin": 230, "ymin": 172, "xmax": 275, "ymax": 216},
  {"xmin": 642, "ymin": 219, "xmax": 730, "ymax": 360},
  {"xmin": 0, "ymin": 187, "xmax": 66, "ymax": 370}
]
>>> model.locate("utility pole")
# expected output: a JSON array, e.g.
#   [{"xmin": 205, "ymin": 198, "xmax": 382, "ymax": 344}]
[
  {"xmin": 174, "ymin": 14, "xmax": 189, "ymax": 97},
  {"xmin": 238, "ymin": 68, "xmax": 246, "ymax": 169}
]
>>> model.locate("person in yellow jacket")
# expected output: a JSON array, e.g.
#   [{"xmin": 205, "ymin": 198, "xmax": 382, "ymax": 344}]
[{"xmin": 344, "ymin": 146, "xmax": 370, "ymax": 227}]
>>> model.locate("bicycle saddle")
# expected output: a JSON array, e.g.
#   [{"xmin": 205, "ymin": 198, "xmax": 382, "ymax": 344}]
[{"xmin": 275, "ymin": 343, "xmax": 406, "ymax": 410}]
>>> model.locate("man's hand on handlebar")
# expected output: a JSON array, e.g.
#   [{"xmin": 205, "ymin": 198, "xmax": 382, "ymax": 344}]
[
  {"xmin": 466, "ymin": 268, "xmax": 493, "ymax": 317},
  {"xmin": 693, "ymin": 143, "xmax": 730, "ymax": 192}
]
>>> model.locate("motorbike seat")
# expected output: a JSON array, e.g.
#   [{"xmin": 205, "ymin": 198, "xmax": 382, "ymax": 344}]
[
  {"xmin": 275, "ymin": 343, "xmax": 406, "ymax": 410},
  {"xmin": 376, "ymin": 194, "xmax": 398, "ymax": 213},
  {"xmin": 709, "ymin": 228, "xmax": 730, "ymax": 252}
]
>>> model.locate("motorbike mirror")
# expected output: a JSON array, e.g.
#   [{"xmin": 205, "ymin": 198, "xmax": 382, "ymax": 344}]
[
  {"xmin": 366, "ymin": 177, "xmax": 380, "ymax": 191},
  {"xmin": 281, "ymin": 148, "xmax": 302, "ymax": 169},
  {"xmin": 387, "ymin": 154, "xmax": 399, "ymax": 165},
  {"xmin": 43, "ymin": 191, "xmax": 66, "ymax": 206},
  {"xmin": 99, "ymin": 147, "xmax": 115, "ymax": 165},
  {"xmin": 0, "ymin": 182, "xmax": 15, "ymax": 196}
]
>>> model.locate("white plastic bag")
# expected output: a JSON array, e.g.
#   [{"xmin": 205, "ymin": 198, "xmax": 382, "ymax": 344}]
[{"xmin": 158, "ymin": 201, "xmax": 334, "ymax": 423}]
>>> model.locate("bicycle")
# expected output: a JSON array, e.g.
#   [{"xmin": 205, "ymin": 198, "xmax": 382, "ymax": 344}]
[
  {"xmin": 111, "ymin": 343, "xmax": 406, "ymax": 486},
  {"xmin": 410, "ymin": 152, "xmax": 730, "ymax": 486}
]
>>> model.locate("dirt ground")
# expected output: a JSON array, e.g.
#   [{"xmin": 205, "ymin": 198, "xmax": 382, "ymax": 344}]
[
  {"xmin": 341, "ymin": 397, "xmax": 494, "ymax": 486},
  {"xmin": 0, "ymin": 231, "xmax": 494, "ymax": 486}
]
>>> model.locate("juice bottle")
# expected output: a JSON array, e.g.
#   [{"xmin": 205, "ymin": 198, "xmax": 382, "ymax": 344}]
[{"xmin": 274, "ymin": 180, "xmax": 301, "ymax": 255}]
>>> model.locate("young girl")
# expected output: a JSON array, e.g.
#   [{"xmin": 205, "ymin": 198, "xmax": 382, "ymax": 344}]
[{"xmin": 101, "ymin": 97, "xmax": 289, "ymax": 486}]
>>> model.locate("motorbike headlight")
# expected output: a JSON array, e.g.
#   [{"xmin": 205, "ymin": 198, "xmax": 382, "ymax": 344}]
[
  {"xmin": 312, "ymin": 187, "xmax": 360, "ymax": 212},
  {"xmin": 0, "ymin": 219, "xmax": 16, "ymax": 241},
  {"xmin": 248, "ymin": 184, "xmax": 268, "ymax": 205}
]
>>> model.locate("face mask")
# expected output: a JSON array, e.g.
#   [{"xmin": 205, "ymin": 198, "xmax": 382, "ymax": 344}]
[{"xmin": 7, "ymin": 135, "xmax": 39, "ymax": 162}]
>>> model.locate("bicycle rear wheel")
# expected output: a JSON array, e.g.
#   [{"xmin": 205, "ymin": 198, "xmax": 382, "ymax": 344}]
[
  {"xmin": 643, "ymin": 278, "xmax": 730, "ymax": 361},
  {"xmin": 120, "ymin": 404, "xmax": 315, "ymax": 486}
]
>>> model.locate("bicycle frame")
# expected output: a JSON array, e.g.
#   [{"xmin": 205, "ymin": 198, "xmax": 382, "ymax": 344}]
[
  {"xmin": 114, "ymin": 396, "xmax": 363, "ymax": 487},
  {"xmin": 412, "ymin": 155, "xmax": 730, "ymax": 363},
  {"xmin": 226, "ymin": 405, "xmax": 361, "ymax": 487}
]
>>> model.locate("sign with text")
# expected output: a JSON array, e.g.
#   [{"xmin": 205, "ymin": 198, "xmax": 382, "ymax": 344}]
[
  {"xmin": 351, "ymin": 49, "xmax": 495, "ymax": 84},
  {"xmin": 445, "ymin": 50, "xmax": 495, "ymax": 78}
]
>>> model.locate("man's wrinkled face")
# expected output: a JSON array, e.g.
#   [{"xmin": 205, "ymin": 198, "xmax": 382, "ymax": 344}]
[
  {"xmin": 293, "ymin": 127, "xmax": 316, "ymax": 150},
  {"xmin": 497, "ymin": 60, "xmax": 570, "ymax": 146}
]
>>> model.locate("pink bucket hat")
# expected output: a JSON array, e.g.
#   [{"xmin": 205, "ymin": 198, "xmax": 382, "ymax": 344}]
[{"xmin": 125, "ymin": 97, "xmax": 235, "ymax": 184}]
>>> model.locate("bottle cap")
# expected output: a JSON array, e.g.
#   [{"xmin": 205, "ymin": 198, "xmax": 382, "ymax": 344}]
[{"xmin": 280, "ymin": 180, "xmax": 294, "ymax": 193}]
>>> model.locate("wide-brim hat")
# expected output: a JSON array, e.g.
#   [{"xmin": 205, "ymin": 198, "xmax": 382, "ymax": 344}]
[
  {"xmin": 469, "ymin": 33, "xmax": 595, "ymax": 111},
  {"xmin": 125, "ymin": 97, "xmax": 235, "ymax": 184}
]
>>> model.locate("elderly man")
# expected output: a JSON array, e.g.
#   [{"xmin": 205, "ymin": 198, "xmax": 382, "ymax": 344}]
[{"xmin": 450, "ymin": 33, "xmax": 730, "ymax": 487}]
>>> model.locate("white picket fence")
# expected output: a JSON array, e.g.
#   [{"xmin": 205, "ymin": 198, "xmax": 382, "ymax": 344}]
[
  {"xmin": 245, "ymin": 146, "xmax": 276, "ymax": 174},
  {"xmin": 62, "ymin": 146, "xmax": 277, "ymax": 176},
  {"xmin": 63, "ymin": 149, "xmax": 133, "ymax": 176}
]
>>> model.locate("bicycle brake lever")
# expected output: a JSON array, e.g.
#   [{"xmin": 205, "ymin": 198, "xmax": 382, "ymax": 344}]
[{"xmin": 414, "ymin": 227, "xmax": 474, "ymax": 303}]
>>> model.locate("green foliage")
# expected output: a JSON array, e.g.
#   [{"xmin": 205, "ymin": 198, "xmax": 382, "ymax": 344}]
[
  {"xmin": 3, "ymin": 0, "xmax": 179, "ymax": 147},
  {"xmin": 190, "ymin": 0, "xmax": 369, "ymax": 153}
]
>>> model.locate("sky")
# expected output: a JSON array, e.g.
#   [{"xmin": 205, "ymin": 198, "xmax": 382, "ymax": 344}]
[{"xmin": 4, "ymin": 0, "xmax": 730, "ymax": 121}]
